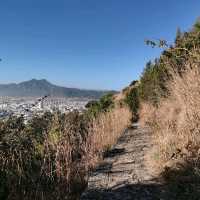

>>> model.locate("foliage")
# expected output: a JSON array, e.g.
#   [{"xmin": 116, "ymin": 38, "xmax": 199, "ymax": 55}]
[
  {"xmin": 99, "ymin": 93, "xmax": 114, "ymax": 110},
  {"xmin": 138, "ymin": 19, "xmax": 200, "ymax": 105},
  {"xmin": 139, "ymin": 17, "xmax": 200, "ymax": 199},
  {"xmin": 0, "ymin": 95, "xmax": 130, "ymax": 199},
  {"xmin": 0, "ymin": 112, "xmax": 88, "ymax": 199},
  {"xmin": 0, "ymin": 116, "xmax": 43, "ymax": 199},
  {"xmin": 129, "ymin": 80, "xmax": 138, "ymax": 87},
  {"xmin": 85, "ymin": 100, "xmax": 99, "ymax": 109},
  {"xmin": 124, "ymin": 87, "xmax": 139, "ymax": 122},
  {"xmin": 138, "ymin": 60, "xmax": 168, "ymax": 105},
  {"xmin": 86, "ymin": 93, "xmax": 114, "ymax": 117}
]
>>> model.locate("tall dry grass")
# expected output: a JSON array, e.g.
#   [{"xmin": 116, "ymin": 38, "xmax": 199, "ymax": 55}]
[
  {"xmin": 42, "ymin": 106, "xmax": 131, "ymax": 199},
  {"xmin": 85, "ymin": 106, "xmax": 131, "ymax": 168},
  {"xmin": 140, "ymin": 62, "xmax": 200, "ymax": 175},
  {"xmin": 0, "ymin": 104, "xmax": 131, "ymax": 200}
]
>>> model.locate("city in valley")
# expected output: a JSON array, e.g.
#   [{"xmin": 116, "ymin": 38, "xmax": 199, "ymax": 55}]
[{"xmin": 0, "ymin": 96, "xmax": 92, "ymax": 121}]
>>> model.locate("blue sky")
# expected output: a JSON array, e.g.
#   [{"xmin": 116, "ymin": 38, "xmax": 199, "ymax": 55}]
[{"xmin": 0, "ymin": 0, "xmax": 200, "ymax": 90}]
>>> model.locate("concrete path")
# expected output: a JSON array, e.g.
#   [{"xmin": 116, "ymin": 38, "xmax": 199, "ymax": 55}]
[{"xmin": 81, "ymin": 124, "xmax": 164, "ymax": 200}]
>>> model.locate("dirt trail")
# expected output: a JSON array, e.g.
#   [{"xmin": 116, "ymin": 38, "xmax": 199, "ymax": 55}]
[{"xmin": 81, "ymin": 124, "xmax": 164, "ymax": 200}]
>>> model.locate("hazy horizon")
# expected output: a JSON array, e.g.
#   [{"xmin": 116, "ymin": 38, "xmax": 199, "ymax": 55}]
[
  {"xmin": 0, "ymin": 78, "xmax": 116, "ymax": 91},
  {"xmin": 0, "ymin": 0, "xmax": 200, "ymax": 90}
]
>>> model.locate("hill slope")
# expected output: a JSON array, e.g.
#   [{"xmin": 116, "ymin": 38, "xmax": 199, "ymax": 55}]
[{"xmin": 0, "ymin": 79, "xmax": 113, "ymax": 98}]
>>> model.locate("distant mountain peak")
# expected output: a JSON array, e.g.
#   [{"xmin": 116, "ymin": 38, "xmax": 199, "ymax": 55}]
[
  {"xmin": 25, "ymin": 78, "xmax": 50, "ymax": 83},
  {"xmin": 0, "ymin": 79, "xmax": 114, "ymax": 98}
]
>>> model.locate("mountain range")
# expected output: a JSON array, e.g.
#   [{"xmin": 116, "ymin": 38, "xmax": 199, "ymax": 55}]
[{"xmin": 0, "ymin": 79, "xmax": 114, "ymax": 98}]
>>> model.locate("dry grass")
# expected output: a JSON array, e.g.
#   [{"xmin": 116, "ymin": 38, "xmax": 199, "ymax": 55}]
[
  {"xmin": 85, "ymin": 106, "xmax": 131, "ymax": 168},
  {"xmin": 42, "ymin": 106, "xmax": 131, "ymax": 199},
  {"xmin": 140, "ymin": 62, "xmax": 200, "ymax": 173},
  {"xmin": 0, "ymin": 104, "xmax": 131, "ymax": 199}
]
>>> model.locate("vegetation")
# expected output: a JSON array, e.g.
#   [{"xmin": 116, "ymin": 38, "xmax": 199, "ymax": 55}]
[
  {"xmin": 1, "ymin": 14, "xmax": 200, "ymax": 200},
  {"xmin": 85, "ymin": 93, "xmax": 114, "ymax": 117},
  {"xmin": 138, "ymin": 18, "xmax": 200, "ymax": 198},
  {"xmin": 124, "ymin": 86, "xmax": 139, "ymax": 122},
  {"xmin": 0, "ymin": 95, "xmax": 131, "ymax": 199},
  {"xmin": 138, "ymin": 60, "xmax": 168, "ymax": 105},
  {"xmin": 139, "ymin": 18, "xmax": 200, "ymax": 106}
]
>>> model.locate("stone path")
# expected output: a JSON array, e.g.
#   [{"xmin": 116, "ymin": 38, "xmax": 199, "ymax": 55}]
[{"xmin": 81, "ymin": 124, "xmax": 164, "ymax": 200}]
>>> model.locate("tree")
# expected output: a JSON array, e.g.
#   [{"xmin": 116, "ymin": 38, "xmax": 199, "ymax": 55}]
[
  {"xmin": 125, "ymin": 87, "xmax": 139, "ymax": 122},
  {"xmin": 175, "ymin": 27, "xmax": 182, "ymax": 45},
  {"xmin": 193, "ymin": 17, "xmax": 200, "ymax": 31}
]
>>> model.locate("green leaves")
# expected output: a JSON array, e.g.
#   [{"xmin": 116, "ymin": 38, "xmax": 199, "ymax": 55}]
[
  {"xmin": 125, "ymin": 87, "xmax": 139, "ymax": 122},
  {"xmin": 86, "ymin": 93, "xmax": 114, "ymax": 118}
]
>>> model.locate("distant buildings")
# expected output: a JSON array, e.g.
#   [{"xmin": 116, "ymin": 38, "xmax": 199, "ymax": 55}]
[{"xmin": 0, "ymin": 96, "xmax": 92, "ymax": 120}]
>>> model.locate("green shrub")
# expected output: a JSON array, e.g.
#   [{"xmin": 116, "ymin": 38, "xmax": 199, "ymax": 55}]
[
  {"xmin": 125, "ymin": 87, "xmax": 139, "ymax": 122},
  {"xmin": 99, "ymin": 93, "xmax": 114, "ymax": 111},
  {"xmin": 138, "ymin": 18, "xmax": 200, "ymax": 106},
  {"xmin": 86, "ymin": 93, "xmax": 114, "ymax": 118},
  {"xmin": 138, "ymin": 60, "xmax": 168, "ymax": 105}
]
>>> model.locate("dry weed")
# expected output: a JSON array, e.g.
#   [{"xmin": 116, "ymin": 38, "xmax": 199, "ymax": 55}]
[{"xmin": 140, "ymin": 63, "xmax": 200, "ymax": 174}]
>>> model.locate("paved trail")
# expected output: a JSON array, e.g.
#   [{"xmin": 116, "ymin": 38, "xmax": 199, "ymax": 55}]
[{"xmin": 81, "ymin": 124, "xmax": 164, "ymax": 200}]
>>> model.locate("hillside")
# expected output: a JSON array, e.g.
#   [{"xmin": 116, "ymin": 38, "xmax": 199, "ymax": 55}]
[
  {"xmin": 82, "ymin": 19, "xmax": 200, "ymax": 199},
  {"xmin": 1, "ymin": 16, "xmax": 200, "ymax": 200},
  {"xmin": 0, "ymin": 79, "xmax": 114, "ymax": 98}
]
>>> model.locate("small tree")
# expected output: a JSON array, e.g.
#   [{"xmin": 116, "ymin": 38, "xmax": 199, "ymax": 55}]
[
  {"xmin": 125, "ymin": 87, "xmax": 139, "ymax": 122},
  {"xmin": 86, "ymin": 93, "xmax": 114, "ymax": 118}
]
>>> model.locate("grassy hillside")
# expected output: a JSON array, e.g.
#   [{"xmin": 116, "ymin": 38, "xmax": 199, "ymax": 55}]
[
  {"xmin": 136, "ymin": 18, "xmax": 200, "ymax": 199},
  {"xmin": 1, "ymin": 18, "xmax": 200, "ymax": 200}
]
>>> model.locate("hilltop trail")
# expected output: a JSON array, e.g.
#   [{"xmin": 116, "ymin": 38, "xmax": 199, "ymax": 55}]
[{"xmin": 81, "ymin": 124, "xmax": 164, "ymax": 200}]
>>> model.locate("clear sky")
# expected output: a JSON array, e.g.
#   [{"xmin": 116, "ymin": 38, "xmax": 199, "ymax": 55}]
[{"xmin": 0, "ymin": 0, "xmax": 200, "ymax": 90}]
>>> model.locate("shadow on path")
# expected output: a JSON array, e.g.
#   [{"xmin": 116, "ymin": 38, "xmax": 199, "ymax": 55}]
[
  {"xmin": 81, "ymin": 181, "xmax": 165, "ymax": 200},
  {"xmin": 81, "ymin": 124, "xmax": 200, "ymax": 200}
]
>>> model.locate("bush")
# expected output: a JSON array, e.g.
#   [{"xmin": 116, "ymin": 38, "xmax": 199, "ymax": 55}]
[
  {"xmin": 138, "ymin": 60, "xmax": 169, "ymax": 105},
  {"xmin": 125, "ymin": 87, "xmax": 139, "ymax": 122},
  {"xmin": 138, "ymin": 19, "xmax": 200, "ymax": 105},
  {"xmin": 86, "ymin": 93, "xmax": 114, "ymax": 118}
]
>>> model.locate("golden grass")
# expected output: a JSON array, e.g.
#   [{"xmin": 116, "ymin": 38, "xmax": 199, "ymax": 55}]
[
  {"xmin": 42, "ymin": 106, "xmax": 131, "ymax": 198},
  {"xmin": 140, "ymin": 63, "xmax": 200, "ymax": 174},
  {"xmin": 85, "ymin": 106, "xmax": 131, "ymax": 168},
  {"xmin": 0, "ymin": 103, "xmax": 131, "ymax": 199}
]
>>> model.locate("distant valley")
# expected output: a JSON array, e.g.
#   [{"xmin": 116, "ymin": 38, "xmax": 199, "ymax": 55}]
[{"xmin": 0, "ymin": 79, "xmax": 114, "ymax": 98}]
